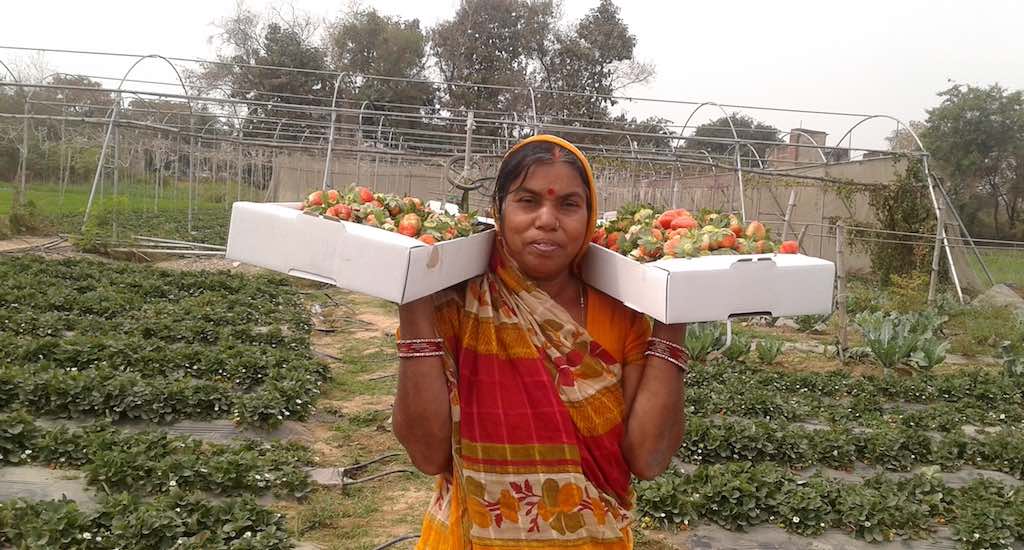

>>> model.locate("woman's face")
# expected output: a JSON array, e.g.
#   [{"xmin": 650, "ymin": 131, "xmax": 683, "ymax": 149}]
[{"xmin": 500, "ymin": 160, "xmax": 589, "ymax": 282}]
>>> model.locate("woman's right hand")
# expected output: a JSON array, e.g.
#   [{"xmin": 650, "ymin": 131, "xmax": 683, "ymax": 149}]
[{"xmin": 393, "ymin": 293, "xmax": 453, "ymax": 475}]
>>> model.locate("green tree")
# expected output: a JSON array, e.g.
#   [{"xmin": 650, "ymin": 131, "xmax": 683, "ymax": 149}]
[
  {"xmin": 327, "ymin": 8, "xmax": 436, "ymax": 144},
  {"xmin": 204, "ymin": 4, "xmax": 331, "ymax": 143},
  {"xmin": 429, "ymin": 0, "xmax": 651, "ymax": 136},
  {"xmin": 921, "ymin": 83, "xmax": 1024, "ymax": 239},
  {"xmin": 683, "ymin": 113, "xmax": 781, "ymax": 167}
]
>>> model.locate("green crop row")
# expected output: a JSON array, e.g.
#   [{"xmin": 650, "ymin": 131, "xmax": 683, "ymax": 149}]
[
  {"xmin": 636, "ymin": 462, "xmax": 1024, "ymax": 550},
  {"xmin": 1, "ymin": 412, "xmax": 314, "ymax": 498},
  {"xmin": 0, "ymin": 491, "xmax": 288, "ymax": 550},
  {"xmin": 681, "ymin": 416, "xmax": 1024, "ymax": 477}
]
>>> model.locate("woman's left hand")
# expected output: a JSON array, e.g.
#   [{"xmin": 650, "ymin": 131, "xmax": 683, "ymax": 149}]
[{"xmin": 621, "ymin": 321, "xmax": 687, "ymax": 480}]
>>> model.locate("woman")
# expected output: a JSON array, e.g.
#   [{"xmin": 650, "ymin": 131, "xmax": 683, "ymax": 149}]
[{"xmin": 393, "ymin": 135, "xmax": 688, "ymax": 549}]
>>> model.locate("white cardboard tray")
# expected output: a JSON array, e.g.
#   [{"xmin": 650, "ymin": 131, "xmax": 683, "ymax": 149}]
[
  {"xmin": 225, "ymin": 202, "xmax": 495, "ymax": 303},
  {"xmin": 582, "ymin": 243, "xmax": 835, "ymax": 324}
]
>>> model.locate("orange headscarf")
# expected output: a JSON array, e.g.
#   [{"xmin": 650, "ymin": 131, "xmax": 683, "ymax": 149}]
[{"xmin": 496, "ymin": 134, "xmax": 599, "ymax": 273}]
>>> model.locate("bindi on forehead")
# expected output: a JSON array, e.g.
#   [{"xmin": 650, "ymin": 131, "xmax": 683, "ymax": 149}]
[{"xmin": 546, "ymin": 187, "xmax": 556, "ymax": 197}]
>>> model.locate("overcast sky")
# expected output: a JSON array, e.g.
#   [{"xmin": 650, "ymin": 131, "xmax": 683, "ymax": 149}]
[{"xmin": 2, "ymin": 0, "xmax": 1022, "ymax": 151}]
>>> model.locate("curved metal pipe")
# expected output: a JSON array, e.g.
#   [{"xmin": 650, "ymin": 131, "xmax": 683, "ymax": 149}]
[
  {"xmin": 833, "ymin": 114, "xmax": 926, "ymax": 154},
  {"xmin": 776, "ymin": 130, "xmax": 829, "ymax": 164},
  {"xmin": 84, "ymin": 54, "xmax": 194, "ymax": 226}
]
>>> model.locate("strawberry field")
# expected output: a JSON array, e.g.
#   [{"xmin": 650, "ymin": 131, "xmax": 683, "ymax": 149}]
[{"xmin": 3, "ymin": 241, "xmax": 1024, "ymax": 549}]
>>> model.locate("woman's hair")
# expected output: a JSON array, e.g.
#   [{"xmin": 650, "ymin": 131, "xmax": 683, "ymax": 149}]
[{"xmin": 493, "ymin": 141, "xmax": 591, "ymax": 218}]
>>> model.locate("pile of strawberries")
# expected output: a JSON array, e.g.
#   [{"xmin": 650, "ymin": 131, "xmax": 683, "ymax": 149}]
[
  {"xmin": 592, "ymin": 204, "xmax": 800, "ymax": 262},
  {"xmin": 301, "ymin": 186, "xmax": 478, "ymax": 245}
]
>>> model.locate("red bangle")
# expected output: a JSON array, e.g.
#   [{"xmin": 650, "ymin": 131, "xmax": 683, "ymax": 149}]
[
  {"xmin": 397, "ymin": 338, "xmax": 445, "ymax": 359},
  {"xmin": 645, "ymin": 337, "xmax": 690, "ymax": 373}
]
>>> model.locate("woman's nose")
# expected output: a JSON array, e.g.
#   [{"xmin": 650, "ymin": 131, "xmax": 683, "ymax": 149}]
[{"xmin": 534, "ymin": 203, "xmax": 559, "ymax": 230}]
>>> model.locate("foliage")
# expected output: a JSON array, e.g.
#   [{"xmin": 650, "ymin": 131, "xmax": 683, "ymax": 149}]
[
  {"xmin": 721, "ymin": 333, "xmax": 752, "ymax": 363},
  {"xmin": 793, "ymin": 315, "xmax": 828, "ymax": 333},
  {"xmin": 430, "ymin": 0, "xmax": 650, "ymax": 126},
  {"xmin": 636, "ymin": 464, "xmax": 964, "ymax": 544},
  {"xmin": 0, "ymin": 255, "xmax": 323, "ymax": 427},
  {"xmin": 922, "ymin": 83, "xmax": 1024, "ymax": 240},
  {"xmin": 679, "ymin": 416, "xmax": 1024, "ymax": 479},
  {"xmin": 755, "ymin": 338, "xmax": 784, "ymax": 365},
  {"xmin": 0, "ymin": 491, "xmax": 292, "ymax": 550},
  {"xmin": 857, "ymin": 159, "xmax": 936, "ymax": 285},
  {"xmin": 854, "ymin": 310, "xmax": 948, "ymax": 371},
  {"xmin": 327, "ymin": 7, "xmax": 435, "ymax": 118},
  {"xmin": 682, "ymin": 113, "xmax": 782, "ymax": 167},
  {"xmin": 684, "ymin": 322, "xmax": 724, "ymax": 363}
]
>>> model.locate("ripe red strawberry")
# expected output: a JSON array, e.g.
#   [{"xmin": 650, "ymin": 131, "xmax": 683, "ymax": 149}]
[
  {"xmin": 592, "ymin": 227, "xmax": 607, "ymax": 246},
  {"xmin": 364, "ymin": 214, "xmax": 381, "ymax": 227},
  {"xmin": 334, "ymin": 204, "xmax": 353, "ymax": 221},
  {"xmin": 719, "ymin": 233, "xmax": 737, "ymax": 250},
  {"xmin": 404, "ymin": 196, "xmax": 423, "ymax": 211},
  {"xmin": 306, "ymin": 190, "xmax": 324, "ymax": 207},
  {"xmin": 754, "ymin": 239, "xmax": 774, "ymax": 253},
  {"xmin": 398, "ymin": 213, "xmax": 422, "ymax": 237},
  {"xmin": 671, "ymin": 216, "xmax": 698, "ymax": 230},
  {"xmin": 325, "ymin": 189, "xmax": 341, "ymax": 204},
  {"xmin": 779, "ymin": 240, "xmax": 799, "ymax": 254},
  {"xmin": 419, "ymin": 234, "xmax": 437, "ymax": 245},
  {"xmin": 355, "ymin": 186, "xmax": 374, "ymax": 204},
  {"xmin": 745, "ymin": 221, "xmax": 766, "ymax": 241},
  {"xmin": 606, "ymin": 232, "xmax": 622, "ymax": 252}
]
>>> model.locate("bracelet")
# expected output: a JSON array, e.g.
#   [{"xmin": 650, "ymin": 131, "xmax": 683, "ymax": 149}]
[
  {"xmin": 398, "ymin": 350, "xmax": 446, "ymax": 359},
  {"xmin": 397, "ymin": 338, "xmax": 445, "ymax": 359},
  {"xmin": 644, "ymin": 350, "xmax": 690, "ymax": 375},
  {"xmin": 648, "ymin": 336, "xmax": 686, "ymax": 354}
]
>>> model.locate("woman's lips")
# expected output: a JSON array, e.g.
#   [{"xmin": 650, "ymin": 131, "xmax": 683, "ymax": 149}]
[{"xmin": 529, "ymin": 240, "xmax": 562, "ymax": 254}]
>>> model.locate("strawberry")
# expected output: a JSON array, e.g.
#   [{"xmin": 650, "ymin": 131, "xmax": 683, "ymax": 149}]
[
  {"xmin": 592, "ymin": 227, "xmax": 607, "ymax": 246},
  {"xmin": 779, "ymin": 240, "xmax": 799, "ymax": 254},
  {"xmin": 403, "ymin": 196, "xmax": 423, "ymax": 211},
  {"xmin": 364, "ymin": 213, "xmax": 381, "ymax": 227},
  {"xmin": 335, "ymin": 204, "xmax": 353, "ymax": 221},
  {"xmin": 325, "ymin": 189, "xmax": 341, "ymax": 205},
  {"xmin": 419, "ymin": 234, "xmax": 437, "ymax": 245},
  {"xmin": 745, "ymin": 221, "xmax": 766, "ymax": 241},
  {"xmin": 671, "ymin": 216, "xmax": 698, "ymax": 231},
  {"xmin": 657, "ymin": 211, "xmax": 677, "ymax": 229},
  {"xmin": 355, "ymin": 186, "xmax": 374, "ymax": 204},
  {"xmin": 754, "ymin": 240, "xmax": 774, "ymax": 254},
  {"xmin": 606, "ymin": 232, "xmax": 622, "ymax": 252},
  {"xmin": 719, "ymin": 233, "xmax": 737, "ymax": 250},
  {"xmin": 371, "ymin": 199, "xmax": 384, "ymax": 209},
  {"xmin": 324, "ymin": 204, "xmax": 343, "ymax": 219},
  {"xmin": 306, "ymin": 190, "xmax": 324, "ymax": 207},
  {"xmin": 398, "ymin": 213, "xmax": 422, "ymax": 237}
]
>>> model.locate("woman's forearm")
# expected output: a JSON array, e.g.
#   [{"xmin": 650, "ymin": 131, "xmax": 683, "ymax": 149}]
[
  {"xmin": 392, "ymin": 297, "xmax": 453, "ymax": 475},
  {"xmin": 622, "ymin": 323, "xmax": 687, "ymax": 480}
]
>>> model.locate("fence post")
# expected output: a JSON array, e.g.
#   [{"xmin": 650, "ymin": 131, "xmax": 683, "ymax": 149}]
[
  {"xmin": 781, "ymin": 189, "xmax": 797, "ymax": 241},
  {"xmin": 835, "ymin": 222, "xmax": 848, "ymax": 354},
  {"xmin": 928, "ymin": 194, "xmax": 945, "ymax": 304}
]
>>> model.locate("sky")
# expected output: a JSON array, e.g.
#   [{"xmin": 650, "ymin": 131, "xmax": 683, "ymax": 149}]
[{"xmin": 2, "ymin": 0, "xmax": 1023, "ymax": 151}]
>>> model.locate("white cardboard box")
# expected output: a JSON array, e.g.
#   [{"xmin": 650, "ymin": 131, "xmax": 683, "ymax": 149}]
[
  {"xmin": 225, "ymin": 202, "xmax": 495, "ymax": 303},
  {"xmin": 582, "ymin": 244, "xmax": 835, "ymax": 324}
]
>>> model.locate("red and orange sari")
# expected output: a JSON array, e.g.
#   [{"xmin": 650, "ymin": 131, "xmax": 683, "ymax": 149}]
[{"xmin": 415, "ymin": 135, "xmax": 650, "ymax": 549}]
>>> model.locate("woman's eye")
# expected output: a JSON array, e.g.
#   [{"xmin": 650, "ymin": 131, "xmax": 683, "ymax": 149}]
[{"xmin": 562, "ymin": 200, "xmax": 580, "ymax": 209}]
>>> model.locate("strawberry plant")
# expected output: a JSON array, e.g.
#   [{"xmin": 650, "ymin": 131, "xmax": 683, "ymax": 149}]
[
  {"xmin": 721, "ymin": 333, "xmax": 752, "ymax": 363},
  {"xmin": 684, "ymin": 322, "xmax": 724, "ymax": 363},
  {"xmin": 755, "ymin": 337, "xmax": 784, "ymax": 365},
  {"xmin": 776, "ymin": 476, "xmax": 842, "ymax": 536}
]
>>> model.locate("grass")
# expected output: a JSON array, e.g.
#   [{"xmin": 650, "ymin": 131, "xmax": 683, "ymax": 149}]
[
  {"xmin": 0, "ymin": 181, "xmax": 236, "ymax": 244},
  {"xmin": 970, "ymin": 247, "xmax": 1024, "ymax": 288}
]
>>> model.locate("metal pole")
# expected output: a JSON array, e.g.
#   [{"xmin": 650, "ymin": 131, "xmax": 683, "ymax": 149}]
[
  {"xmin": 322, "ymin": 74, "xmax": 345, "ymax": 190},
  {"xmin": 112, "ymin": 124, "xmax": 119, "ymax": 197},
  {"xmin": 781, "ymin": 189, "xmax": 797, "ymax": 240},
  {"xmin": 928, "ymin": 195, "xmax": 944, "ymax": 304},
  {"xmin": 188, "ymin": 115, "xmax": 195, "ymax": 234},
  {"xmin": 922, "ymin": 154, "xmax": 963, "ymax": 303},
  {"xmin": 734, "ymin": 145, "xmax": 746, "ymax": 221},
  {"xmin": 19, "ymin": 99, "xmax": 28, "ymax": 203},
  {"xmin": 835, "ymin": 221, "xmax": 848, "ymax": 353},
  {"xmin": 83, "ymin": 93, "xmax": 121, "ymax": 227}
]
